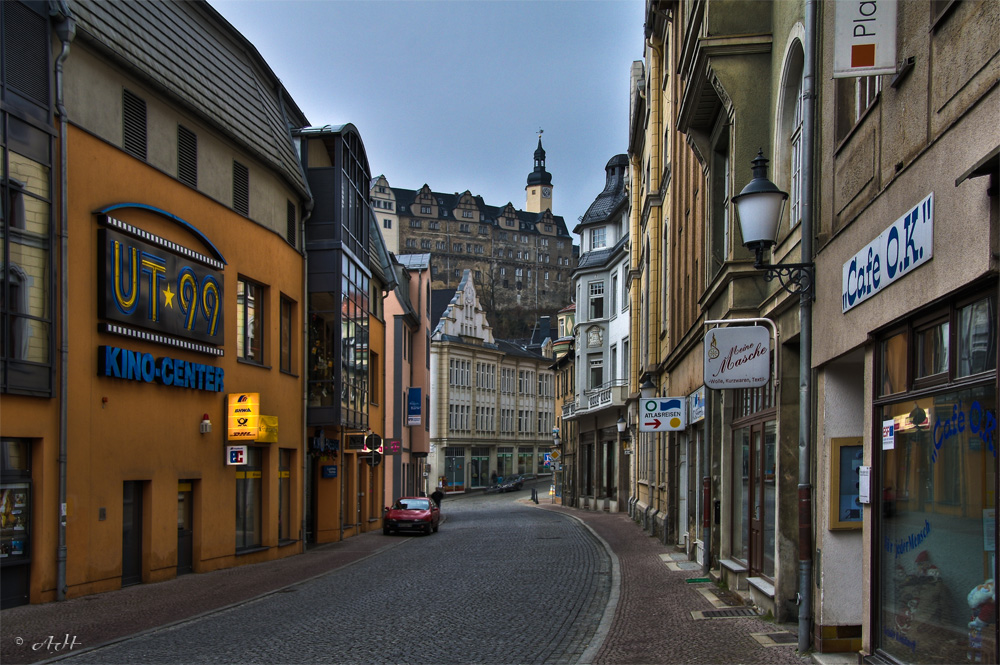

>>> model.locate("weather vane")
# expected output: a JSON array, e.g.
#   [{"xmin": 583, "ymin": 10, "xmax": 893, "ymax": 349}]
[{"xmin": 537, "ymin": 128, "xmax": 544, "ymax": 140}]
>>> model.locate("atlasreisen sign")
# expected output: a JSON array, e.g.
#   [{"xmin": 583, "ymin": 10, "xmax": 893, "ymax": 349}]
[{"xmin": 704, "ymin": 327, "xmax": 770, "ymax": 389}]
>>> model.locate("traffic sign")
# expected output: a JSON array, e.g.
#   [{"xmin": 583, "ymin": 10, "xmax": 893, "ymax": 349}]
[{"xmin": 639, "ymin": 397, "xmax": 687, "ymax": 432}]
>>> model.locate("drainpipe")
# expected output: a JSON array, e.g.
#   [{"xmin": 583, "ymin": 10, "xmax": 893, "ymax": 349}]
[
  {"xmin": 52, "ymin": 1, "xmax": 76, "ymax": 603},
  {"xmin": 798, "ymin": 0, "xmax": 817, "ymax": 653}
]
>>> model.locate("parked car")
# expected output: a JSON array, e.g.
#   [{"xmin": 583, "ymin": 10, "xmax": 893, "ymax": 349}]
[
  {"xmin": 383, "ymin": 497, "xmax": 440, "ymax": 535},
  {"xmin": 498, "ymin": 475, "xmax": 525, "ymax": 493}
]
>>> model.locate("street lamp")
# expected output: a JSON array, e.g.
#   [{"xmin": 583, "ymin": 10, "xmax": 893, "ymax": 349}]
[
  {"xmin": 734, "ymin": 148, "xmax": 816, "ymax": 652},
  {"xmin": 732, "ymin": 150, "xmax": 814, "ymax": 296},
  {"xmin": 640, "ymin": 377, "xmax": 656, "ymax": 399}
]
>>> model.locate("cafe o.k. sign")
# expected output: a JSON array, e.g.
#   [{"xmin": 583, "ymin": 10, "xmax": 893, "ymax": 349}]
[{"xmin": 704, "ymin": 326, "xmax": 770, "ymax": 389}]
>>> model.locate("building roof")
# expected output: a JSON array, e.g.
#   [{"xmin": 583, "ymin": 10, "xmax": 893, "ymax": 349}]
[
  {"xmin": 390, "ymin": 187, "xmax": 571, "ymax": 239},
  {"xmin": 575, "ymin": 154, "xmax": 629, "ymax": 232},
  {"xmin": 397, "ymin": 253, "xmax": 432, "ymax": 270},
  {"xmin": 67, "ymin": 0, "xmax": 310, "ymax": 199}
]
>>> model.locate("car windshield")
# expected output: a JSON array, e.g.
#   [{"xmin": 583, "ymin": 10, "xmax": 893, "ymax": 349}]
[{"xmin": 396, "ymin": 499, "xmax": 429, "ymax": 510}]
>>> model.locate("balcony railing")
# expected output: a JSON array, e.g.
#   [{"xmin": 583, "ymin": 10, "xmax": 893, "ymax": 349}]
[
  {"xmin": 562, "ymin": 401, "xmax": 576, "ymax": 419},
  {"xmin": 580, "ymin": 379, "xmax": 629, "ymax": 415}
]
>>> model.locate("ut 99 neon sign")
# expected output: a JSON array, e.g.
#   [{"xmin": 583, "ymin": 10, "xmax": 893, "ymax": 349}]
[{"xmin": 99, "ymin": 226, "xmax": 224, "ymax": 345}]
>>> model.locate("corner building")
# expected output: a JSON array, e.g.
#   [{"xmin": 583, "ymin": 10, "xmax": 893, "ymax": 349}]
[{"xmin": 1, "ymin": 1, "xmax": 309, "ymax": 607}]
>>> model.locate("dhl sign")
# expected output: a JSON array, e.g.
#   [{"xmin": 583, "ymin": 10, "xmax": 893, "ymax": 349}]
[{"xmin": 228, "ymin": 393, "xmax": 259, "ymax": 441}]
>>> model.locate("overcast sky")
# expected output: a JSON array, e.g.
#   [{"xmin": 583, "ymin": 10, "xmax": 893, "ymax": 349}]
[{"xmin": 210, "ymin": 0, "xmax": 646, "ymax": 238}]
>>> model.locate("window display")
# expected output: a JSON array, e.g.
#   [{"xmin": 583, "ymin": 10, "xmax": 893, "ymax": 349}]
[{"xmin": 879, "ymin": 385, "xmax": 996, "ymax": 664}]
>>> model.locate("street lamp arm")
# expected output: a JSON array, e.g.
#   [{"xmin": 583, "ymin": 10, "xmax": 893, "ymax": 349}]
[{"xmin": 757, "ymin": 261, "xmax": 815, "ymax": 297}]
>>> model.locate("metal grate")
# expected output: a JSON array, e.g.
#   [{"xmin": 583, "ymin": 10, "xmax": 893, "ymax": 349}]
[
  {"xmin": 177, "ymin": 125, "xmax": 197, "ymax": 188},
  {"xmin": 692, "ymin": 608, "xmax": 759, "ymax": 620},
  {"xmin": 122, "ymin": 89, "xmax": 147, "ymax": 160},
  {"xmin": 3, "ymin": 2, "xmax": 49, "ymax": 106},
  {"xmin": 233, "ymin": 160, "xmax": 249, "ymax": 216}
]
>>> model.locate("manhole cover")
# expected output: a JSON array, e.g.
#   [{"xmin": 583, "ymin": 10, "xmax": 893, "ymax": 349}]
[{"xmin": 765, "ymin": 632, "xmax": 797, "ymax": 644}]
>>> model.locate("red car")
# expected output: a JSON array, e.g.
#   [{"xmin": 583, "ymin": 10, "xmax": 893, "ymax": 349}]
[{"xmin": 383, "ymin": 497, "xmax": 440, "ymax": 535}]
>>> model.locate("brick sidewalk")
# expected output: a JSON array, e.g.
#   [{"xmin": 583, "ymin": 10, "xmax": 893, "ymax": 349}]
[{"xmin": 530, "ymin": 502, "xmax": 809, "ymax": 665}]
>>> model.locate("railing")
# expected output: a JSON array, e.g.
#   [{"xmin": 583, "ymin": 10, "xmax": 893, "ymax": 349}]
[
  {"xmin": 562, "ymin": 401, "xmax": 577, "ymax": 419},
  {"xmin": 580, "ymin": 379, "xmax": 629, "ymax": 413}
]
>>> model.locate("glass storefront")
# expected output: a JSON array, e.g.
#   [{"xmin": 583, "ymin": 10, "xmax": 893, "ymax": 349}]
[{"xmin": 875, "ymin": 292, "xmax": 997, "ymax": 665}]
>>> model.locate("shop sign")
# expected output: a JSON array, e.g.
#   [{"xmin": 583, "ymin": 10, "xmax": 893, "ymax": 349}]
[
  {"xmin": 387, "ymin": 440, "xmax": 402, "ymax": 454},
  {"xmin": 256, "ymin": 415, "xmax": 278, "ymax": 443},
  {"xmin": 689, "ymin": 386, "xmax": 706, "ymax": 424},
  {"xmin": 226, "ymin": 445, "xmax": 247, "ymax": 465},
  {"xmin": 321, "ymin": 465, "xmax": 338, "ymax": 478},
  {"xmin": 98, "ymin": 345, "xmax": 224, "ymax": 392},
  {"xmin": 704, "ymin": 327, "xmax": 770, "ymax": 389},
  {"xmin": 227, "ymin": 393, "xmax": 259, "ymax": 440},
  {"xmin": 640, "ymin": 398, "xmax": 687, "ymax": 432},
  {"xmin": 833, "ymin": 0, "xmax": 897, "ymax": 78},
  {"xmin": 881, "ymin": 419, "xmax": 896, "ymax": 450},
  {"xmin": 98, "ymin": 221, "xmax": 224, "ymax": 347},
  {"xmin": 842, "ymin": 193, "xmax": 933, "ymax": 313},
  {"xmin": 407, "ymin": 387, "xmax": 422, "ymax": 426}
]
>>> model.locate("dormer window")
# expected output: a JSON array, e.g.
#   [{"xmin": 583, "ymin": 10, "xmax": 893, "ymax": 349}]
[{"xmin": 590, "ymin": 227, "xmax": 607, "ymax": 250}]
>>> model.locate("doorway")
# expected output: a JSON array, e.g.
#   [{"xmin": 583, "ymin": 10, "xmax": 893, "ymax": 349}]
[
  {"xmin": 177, "ymin": 481, "xmax": 193, "ymax": 575},
  {"xmin": 122, "ymin": 481, "xmax": 143, "ymax": 586},
  {"xmin": 733, "ymin": 420, "xmax": 776, "ymax": 578}
]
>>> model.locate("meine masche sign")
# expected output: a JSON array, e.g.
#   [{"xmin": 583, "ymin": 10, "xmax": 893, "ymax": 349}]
[
  {"xmin": 704, "ymin": 326, "xmax": 770, "ymax": 389},
  {"xmin": 842, "ymin": 193, "xmax": 933, "ymax": 313}
]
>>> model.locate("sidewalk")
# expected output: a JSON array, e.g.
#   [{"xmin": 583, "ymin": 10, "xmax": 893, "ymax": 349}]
[{"xmin": 528, "ymin": 500, "xmax": 813, "ymax": 665}]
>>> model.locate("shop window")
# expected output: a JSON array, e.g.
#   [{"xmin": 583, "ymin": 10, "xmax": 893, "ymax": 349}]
[
  {"xmin": 235, "ymin": 447, "xmax": 262, "ymax": 551},
  {"xmin": 879, "ymin": 331, "xmax": 908, "ymax": 396},
  {"xmin": 956, "ymin": 295, "xmax": 996, "ymax": 377},
  {"xmin": 517, "ymin": 447, "xmax": 534, "ymax": 474},
  {"xmin": 496, "ymin": 447, "xmax": 513, "ymax": 479},
  {"xmin": 874, "ymin": 290, "xmax": 997, "ymax": 664},
  {"xmin": 237, "ymin": 278, "xmax": 264, "ymax": 364},
  {"xmin": 915, "ymin": 319, "xmax": 949, "ymax": 383}
]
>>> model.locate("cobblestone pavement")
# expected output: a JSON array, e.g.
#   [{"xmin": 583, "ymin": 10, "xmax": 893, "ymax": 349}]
[
  {"xmin": 531, "ymin": 499, "xmax": 809, "ymax": 665},
  {"xmin": 3, "ymin": 487, "xmax": 610, "ymax": 665},
  {"xmin": 2, "ymin": 481, "xmax": 814, "ymax": 665}
]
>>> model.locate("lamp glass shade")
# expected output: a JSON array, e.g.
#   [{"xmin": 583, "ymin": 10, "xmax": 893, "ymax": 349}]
[
  {"xmin": 734, "ymin": 190, "xmax": 787, "ymax": 248},
  {"xmin": 640, "ymin": 379, "xmax": 656, "ymax": 399},
  {"xmin": 617, "ymin": 417, "xmax": 627, "ymax": 433}
]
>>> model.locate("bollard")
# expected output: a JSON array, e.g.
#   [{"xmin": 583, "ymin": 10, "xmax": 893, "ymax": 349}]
[{"xmin": 531, "ymin": 488, "xmax": 539, "ymax": 504}]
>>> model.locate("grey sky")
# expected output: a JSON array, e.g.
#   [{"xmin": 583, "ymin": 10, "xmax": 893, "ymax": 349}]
[{"xmin": 210, "ymin": 0, "xmax": 645, "ymax": 237}]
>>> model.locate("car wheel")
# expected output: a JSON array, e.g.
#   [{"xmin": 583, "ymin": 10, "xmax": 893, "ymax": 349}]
[{"xmin": 432, "ymin": 522, "xmax": 439, "ymax": 533}]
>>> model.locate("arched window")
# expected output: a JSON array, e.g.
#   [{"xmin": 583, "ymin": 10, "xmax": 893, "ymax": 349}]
[{"xmin": 776, "ymin": 37, "xmax": 805, "ymax": 232}]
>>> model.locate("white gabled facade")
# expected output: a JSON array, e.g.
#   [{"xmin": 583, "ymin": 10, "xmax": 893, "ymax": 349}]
[{"xmin": 429, "ymin": 271, "xmax": 556, "ymax": 493}]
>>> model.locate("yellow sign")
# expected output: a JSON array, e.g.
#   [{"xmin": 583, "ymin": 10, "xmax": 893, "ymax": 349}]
[
  {"xmin": 256, "ymin": 415, "xmax": 279, "ymax": 443},
  {"xmin": 227, "ymin": 393, "xmax": 259, "ymax": 441}
]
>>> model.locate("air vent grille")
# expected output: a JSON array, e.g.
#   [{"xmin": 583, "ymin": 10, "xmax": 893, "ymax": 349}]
[
  {"xmin": 3, "ymin": 2, "xmax": 49, "ymax": 106},
  {"xmin": 177, "ymin": 125, "xmax": 197, "ymax": 188},
  {"xmin": 286, "ymin": 200, "xmax": 297, "ymax": 246},
  {"xmin": 233, "ymin": 161, "xmax": 249, "ymax": 216},
  {"xmin": 122, "ymin": 89, "xmax": 147, "ymax": 160}
]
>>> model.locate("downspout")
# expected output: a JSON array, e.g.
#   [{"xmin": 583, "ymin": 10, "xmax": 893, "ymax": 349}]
[
  {"xmin": 278, "ymin": 89, "xmax": 313, "ymax": 552},
  {"xmin": 646, "ymin": 35, "xmax": 664, "ymax": 530},
  {"xmin": 798, "ymin": 0, "xmax": 817, "ymax": 653},
  {"xmin": 52, "ymin": 1, "xmax": 76, "ymax": 603}
]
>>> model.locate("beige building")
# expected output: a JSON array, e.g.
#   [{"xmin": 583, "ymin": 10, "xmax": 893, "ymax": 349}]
[
  {"xmin": 428, "ymin": 271, "xmax": 556, "ymax": 493},
  {"xmin": 376, "ymin": 141, "xmax": 576, "ymax": 325}
]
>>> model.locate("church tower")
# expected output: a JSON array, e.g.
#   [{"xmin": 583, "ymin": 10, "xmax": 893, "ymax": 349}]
[{"xmin": 525, "ymin": 135, "xmax": 553, "ymax": 213}]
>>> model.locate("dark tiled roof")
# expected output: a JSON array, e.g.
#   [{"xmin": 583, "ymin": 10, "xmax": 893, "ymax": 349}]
[
  {"xmin": 577, "ymin": 154, "xmax": 629, "ymax": 228},
  {"xmin": 576, "ymin": 247, "xmax": 612, "ymax": 270},
  {"xmin": 390, "ymin": 187, "xmax": 572, "ymax": 239},
  {"xmin": 68, "ymin": 0, "xmax": 308, "ymax": 198}
]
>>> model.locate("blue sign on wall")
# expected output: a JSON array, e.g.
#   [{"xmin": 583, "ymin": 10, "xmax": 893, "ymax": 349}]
[
  {"xmin": 407, "ymin": 387, "xmax": 422, "ymax": 426},
  {"xmin": 321, "ymin": 465, "xmax": 338, "ymax": 478}
]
